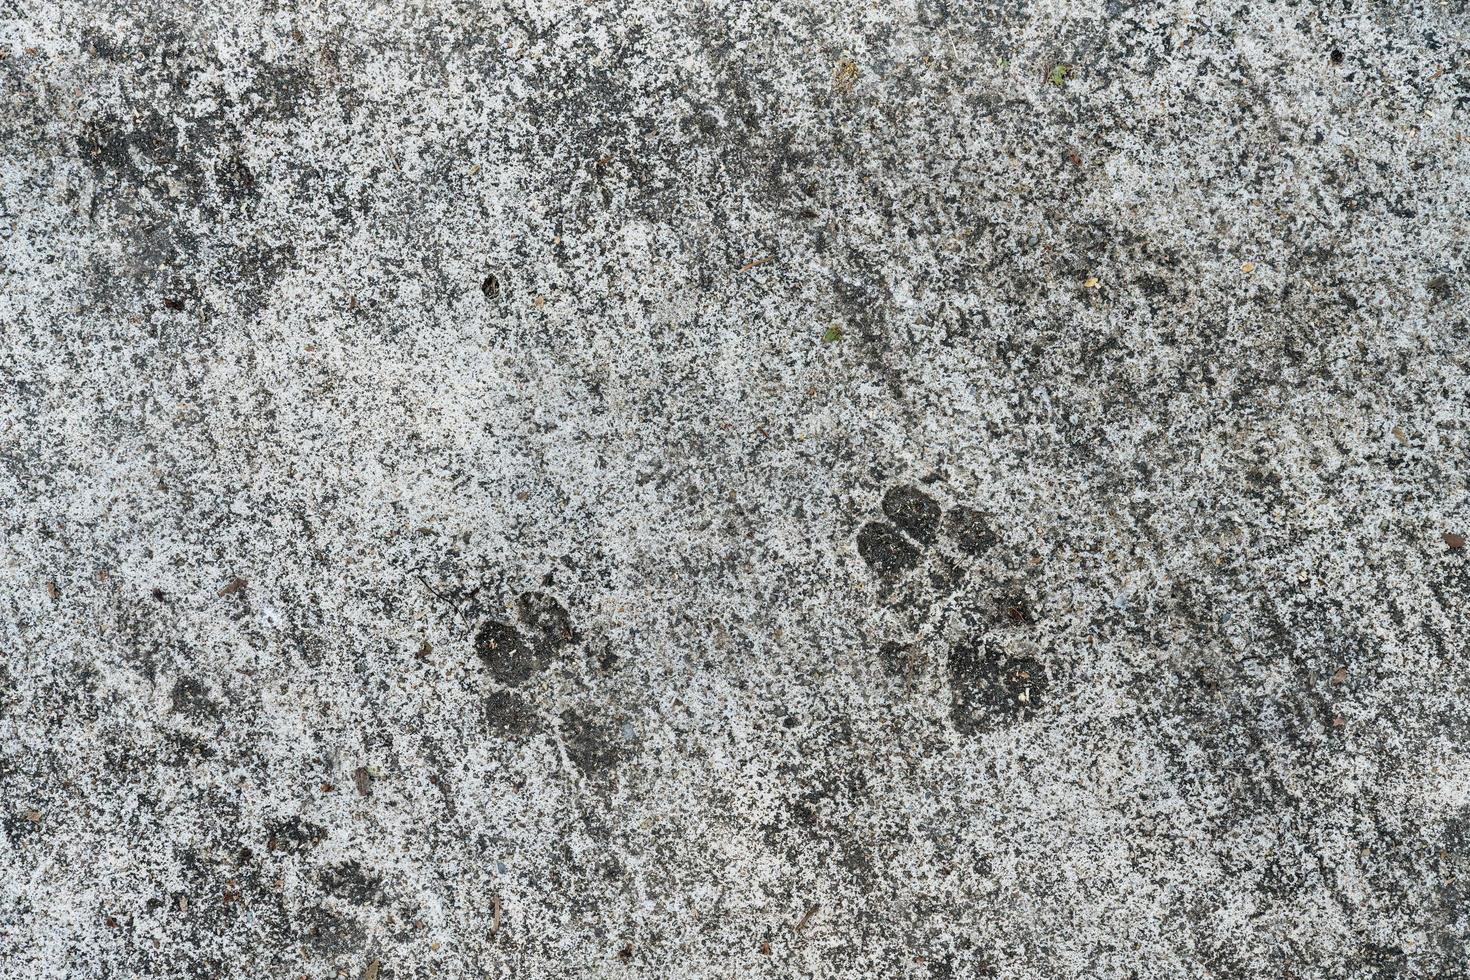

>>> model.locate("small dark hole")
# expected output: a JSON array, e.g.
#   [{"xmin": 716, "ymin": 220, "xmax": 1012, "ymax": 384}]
[
  {"xmin": 481, "ymin": 274, "xmax": 501, "ymax": 300},
  {"xmin": 1329, "ymin": 49, "xmax": 1344, "ymax": 65}
]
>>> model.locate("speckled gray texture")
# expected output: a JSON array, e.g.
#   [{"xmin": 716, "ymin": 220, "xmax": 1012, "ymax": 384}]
[{"xmin": 2, "ymin": 1, "xmax": 1469, "ymax": 977}]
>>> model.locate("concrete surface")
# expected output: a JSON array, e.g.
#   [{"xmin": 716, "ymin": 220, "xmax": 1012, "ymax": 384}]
[{"xmin": 2, "ymin": 1, "xmax": 1469, "ymax": 977}]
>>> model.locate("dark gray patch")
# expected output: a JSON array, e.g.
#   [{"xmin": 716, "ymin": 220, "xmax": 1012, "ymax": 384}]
[
  {"xmin": 943, "ymin": 506, "xmax": 998, "ymax": 557},
  {"xmin": 857, "ymin": 522, "xmax": 920, "ymax": 576},
  {"xmin": 1350, "ymin": 944, "xmax": 1409, "ymax": 979},
  {"xmin": 883, "ymin": 485, "xmax": 941, "ymax": 544},
  {"xmin": 240, "ymin": 55, "xmax": 318, "ymax": 123},
  {"xmin": 878, "ymin": 640, "xmax": 915, "ymax": 677},
  {"xmin": 298, "ymin": 904, "xmax": 366, "ymax": 958},
  {"xmin": 265, "ymin": 817, "xmax": 326, "ymax": 855},
  {"xmin": 915, "ymin": 0, "xmax": 952, "ymax": 28},
  {"xmin": 3, "ymin": 811, "xmax": 46, "ymax": 843},
  {"xmin": 474, "ymin": 620, "xmax": 541, "ymax": 686},
  {"xmin": 947, "ymin": 639, "xmax": 1048, "ymax": 733},
  {"xmin": 317, "ymin": 860, "xmax": 382, "ymax": 905},
  {"xmin": 561, "ymin": 709, "xmax": 625, "ymax": 778},
  {"xmin": 170, "ymin": 677, "xmax": 218, "ymax": 721},
  {"xmin": 926, "ymin": 552, "xmax": 964, "ymax": 596},
  {"xmin": 517, "ymin": 591, "xmax": 574, "ymax": 651},
  {"xmin": 161, "ymin": 731, "xmax": 215, "ymax": 767},
  {"xmin": 78, "ymin": 109, "xmax": 206, "ymax": 200},
  {"xmin": 992, "ymin": 585, "xmax": 1036, "ymax": 628},
  {"xmin": 483, "ymin": 688, "xmax": 538, "ymax": 736}
]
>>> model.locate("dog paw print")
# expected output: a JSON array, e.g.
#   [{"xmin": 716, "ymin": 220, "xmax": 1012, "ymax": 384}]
[
  {"xmin": 857, "ymin": 483, "xmax": 1051, "ymax": 733},
  {"xmin": 474, "ymin": 591, "xmax": 577, "ymax": 734},
  {"xmin": 856, "ymin": 485, "xmax": 999, "ymax": 578}
]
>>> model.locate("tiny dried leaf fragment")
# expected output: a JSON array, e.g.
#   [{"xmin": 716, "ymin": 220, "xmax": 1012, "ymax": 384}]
[
  {"xmin": 834, "ymin": 56, "xmax": 859, "ymax": 96},
  {"xmin": 353, "ymin": 766, "xmax": 372, "ymax": 797},
  {"xmin": 364, "ymin": 959, "xmax": 380, "ymax": 980},
  {"xmin": 219, "ymin": 577, "xmax": 247, "ymax": 597},
  {"xmin": 1331, "ymin": 666, "xmax": 1349, "ymax": 685},
  {"xmin": 1445, "ymin": 531, "xmax": 1465, "ymax": 551}
]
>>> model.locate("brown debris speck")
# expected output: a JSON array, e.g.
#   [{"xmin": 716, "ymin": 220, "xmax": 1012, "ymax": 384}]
[{"xmin": 833, "ymin": 56, "xmax": 858, "ymax": 96}]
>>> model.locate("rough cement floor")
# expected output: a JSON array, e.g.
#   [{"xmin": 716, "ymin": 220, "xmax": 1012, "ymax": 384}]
[{"xmin": 2, "ymin": 1, "xmax": 1469, "ymax": 977}]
